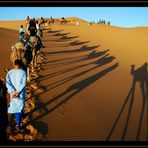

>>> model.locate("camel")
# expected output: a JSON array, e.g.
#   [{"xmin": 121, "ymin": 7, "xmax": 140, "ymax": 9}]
[
  {"xmin": 10, "ymin": 36, "xmax": 32, "ymax": 81},
  {"xmin": 37, "ymin": 27, "xmax": 43, "ymax": 39},
  {"xmin": 40, "ymin": 18, "xmax": 48, "ymax": 30},
  {"xmin": 29, "ymin": 36, "xmax": 42, "ymax": 72},
  {"xmin": 61, "ymin": 18, "xmax": 69, "ymax": 25},
  {"xmin": 48, "ymin": 17, "xmax": 55, "ymax": 26}
]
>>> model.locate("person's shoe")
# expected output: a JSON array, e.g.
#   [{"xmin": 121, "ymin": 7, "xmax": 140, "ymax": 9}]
[{"xmin": 15, "ymin": 126, "xmax": 22, "ymax": 133}]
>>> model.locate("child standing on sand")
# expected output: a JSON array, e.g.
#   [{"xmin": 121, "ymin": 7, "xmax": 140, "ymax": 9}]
[{"xmin": 6, "ymin": 59, "xmax": 27, "ymax": 133}]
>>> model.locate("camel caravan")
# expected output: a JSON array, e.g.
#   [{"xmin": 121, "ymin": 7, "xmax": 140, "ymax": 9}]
[
  {"xmin": 39, "ymin": 16, "xmax": 70, "ymax": 27},
  {"xmin": 10, "ymin": 17, "xmax": 46, "ymax": 82}
]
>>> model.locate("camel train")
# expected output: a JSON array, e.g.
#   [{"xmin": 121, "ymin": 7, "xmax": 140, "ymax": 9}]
[
  {"xmin": 9, "ymin": 17, "xmax": 71, "ymax": 82},
  {"xmin": 39, "ymin": 17, "xmax": 70, "ymax": 27},
  {"xmin": 39, "ymin": 17, "xmax": 55, "ymax": 29},
  {"xmin": 10, "ymin": 18, "xmax": 44, "ymax": 82}
]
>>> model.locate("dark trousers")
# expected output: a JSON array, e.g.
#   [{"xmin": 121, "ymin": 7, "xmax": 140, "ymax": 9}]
[{"xmin": 14, "ymin": 111, "xmax": 24, "ymax": 126}]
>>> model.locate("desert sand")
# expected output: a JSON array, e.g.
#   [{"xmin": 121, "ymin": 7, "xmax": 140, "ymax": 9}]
[{"xmin": 0, "ymin": 18, "xmax": 148, "ymax": 141}]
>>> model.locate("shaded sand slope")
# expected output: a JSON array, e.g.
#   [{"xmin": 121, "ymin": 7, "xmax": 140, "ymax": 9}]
[
  {"xmin": 0, "ymin": 27, "xmax": 18, "ymax": 78},
  {"xmin": 26, "ymin": 23, "xmax": 148, "ymax": 141}
]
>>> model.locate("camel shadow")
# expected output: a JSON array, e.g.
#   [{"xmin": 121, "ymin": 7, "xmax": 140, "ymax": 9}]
[
  {"xmin": 43, "ymin": 48, "xmax": 105, "ymax": 67},
  {"xmin": 23, "ymin": 55, "xmax": 118, "ymax": 128},
  {"xmin": 106, "ymin": 63, "xmax": 148, "ymax": 141},
  {"xmin": 41, "ymin": 55, "xmax": 116, "ymax": 93},
  {"xmin": 45, "ymin": 44, "xmax": 100, "ymax": 55},
  {"xmin": 36, "ymin": 50, "xmax": 111, "ymax": 83},
  {"xmin": 54, "ymin": 32, "xmax": 71, "ymax": 36},
  {"xmin": 69, "ymin": 40, "xmax": 90, "ymax": 46},
  {"xmin": 60, "ymin": 35, "xmax": 79, "ymax": 40},
  {"xmin": 48, "ymin": 29, "xmax": 63, "ymax": 33}
]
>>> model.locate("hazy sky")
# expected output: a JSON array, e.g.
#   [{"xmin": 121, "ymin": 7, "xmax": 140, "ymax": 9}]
[{"xmin": 0, "ymin": 7, "xmax": 148, "ymax": 28}]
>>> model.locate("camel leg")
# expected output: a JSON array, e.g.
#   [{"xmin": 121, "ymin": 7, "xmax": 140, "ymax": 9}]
[
  {"xmin": 27, "ymin": 67, "xmax": 30, "ymax": 82},
  {"xmin": 32, "ymin": 49, "xmax": 35, "ymax": 72},
  {"xmin": 34, "ymin": 49, "xmax": 37, "ymax": 66}
]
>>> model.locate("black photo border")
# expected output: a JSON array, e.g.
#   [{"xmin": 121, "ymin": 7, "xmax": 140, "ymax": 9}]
[{"xmin": 1, "ymin": 0, "xmax": 148, "ymax": 147}]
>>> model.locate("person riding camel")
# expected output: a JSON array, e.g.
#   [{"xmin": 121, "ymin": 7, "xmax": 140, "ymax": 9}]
[
  {"xmin": 40, "ymin": 17, "xmax": 45, "ymax": 24},
  {"xmin": 36, "ymin": 20, "xmax": 43, "ymax": 39},
  {"xmin": 19, "ymin": 25, "xmax": 25, "ymax": 41},
  {"xmin": 28, "ymin": 19, "xmax": 37, "ymax": 36},
  {"xmin": 26, "ymin": 16, "xmax": 30, "ymax": 24},
  {"xmin": 28, "ymin": 18, "xmax": 44, "ymax": 48},
  {"xmin": 36, "ymin": 21, "xmax": 40, "ymax": 33}
]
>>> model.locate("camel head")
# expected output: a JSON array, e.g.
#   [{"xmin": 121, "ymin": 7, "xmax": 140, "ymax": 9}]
[
  {"xmin": 29, "ymin": 36, "xmax": 38, "ymax": 49},
  {"xmin": 11, "ymin": 43, "xmax": 26, "ymax": 61}
]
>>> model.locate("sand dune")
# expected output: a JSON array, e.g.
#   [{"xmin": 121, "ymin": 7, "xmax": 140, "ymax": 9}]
[
  {"xmin": 1, "ymin": 18, "xmax": 148, "ymax": 141},
  {"xmin": 0, "ymin": 27, "xmax": 18, "ymax": 78}
]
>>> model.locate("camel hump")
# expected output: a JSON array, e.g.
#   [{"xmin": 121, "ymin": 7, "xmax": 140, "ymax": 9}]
[
  {"xmin": 30, "ymin": 36, "xmax": 36, "ymax": 43},
  {"xmin": 15, "ymin": 42, "xmax": 25, "ymax": 49}
]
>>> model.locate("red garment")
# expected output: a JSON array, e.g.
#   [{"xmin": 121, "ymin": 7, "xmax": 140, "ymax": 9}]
[{"xmin": 26, "ymin": 16, "xmax": 30, "ymax": 22}]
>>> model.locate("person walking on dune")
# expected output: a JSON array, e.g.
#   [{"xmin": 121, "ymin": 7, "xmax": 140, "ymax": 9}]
[
  {"xmin": 76, "ymin": 20, "xmax": 79, "ymax": 26},
  {"xmin": 6, "ymin": 59, "xmax": 27, "ymax": 133}
]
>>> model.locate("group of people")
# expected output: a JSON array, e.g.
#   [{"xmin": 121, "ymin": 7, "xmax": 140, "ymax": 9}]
[
  {"xmin": 0, "ymin": 16, "xmax": 46, "ymax": 142},
  {"xmin": 19, "ymin": 16, "xmax": 44, "ymax": 46},
  {"xmin": 97, "ymin": 20, "xmax": 111, "ymax": 25}
]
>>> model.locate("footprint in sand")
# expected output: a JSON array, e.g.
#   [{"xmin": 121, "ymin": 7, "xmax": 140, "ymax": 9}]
[
  {"xmin": 9, "ymin": 135, "xmax": 17, "ymax": 141},
  {"xmin": 22, "ymin": 116, "xmax": 30, "ymax": 124},
  {"xmin": 26, "ymin": 125, "xmax": 37, "ymax": 135},
  {"xmin": 59, "ymin": 106, "xmax": 68, "ymax": 117},
  {"xmin": 30, "ymin": 83, "xmax": 38, "ymax": 90},
  {"xmin": 30, "ymin": 72, "xmax": 39, "ymax": 77},
  {"xmin": 59, "ymin": 110, "xmax": 68, "ymax": 117},
  {"xmin": 29, "ymin": 102, "xmax": 35, "ymax": 109},
  {"xmin": 26, "ymin": 93, "xmax": 31, "ymax": 99},
  {"xmin": 24, "ymin": 135, "xmax": 33, "ymax": 141},
  {"xmin": 34, "ymin": 88, "xmax": 45, "ymax": 94},
  {"xmin": 3, "ymin": 68, "xmax": 9, "ymax": 73}
]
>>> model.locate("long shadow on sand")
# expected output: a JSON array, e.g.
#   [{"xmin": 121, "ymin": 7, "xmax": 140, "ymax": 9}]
[
  {"xmin": 43, "ymin": 31, "xmax": 71, "ymax": 43},
  {"xmin": 48, "ymin": 29, "xmax": 63, "ymax": 34},
  {"xmin": 35, "ymin": 50, "xmax": 111, "ymax": 84},
  {"xmin": 69, "ymin": 40, "xmax": 90, "ymax": 46},
  {"xmin": 45, "ymin": 45, "xmax": 100, "ymax": 55},
  {"xmin": 106, "ymin": 63, "xmax": 148, "ymax": 141},
  {"xmin": 23, "ymin": 57, "xmax": 118, "ymax": 128},
  {"xmin": 53, "ymin": 32, "xmax": 71, "ymax": 36},
  {"xmin": 31, "ymin": 54, "xmax": 115, "ymax": 98},
  {"xmin": 43, "ymin": 42, "xmax": 97, "ymax": 65}
]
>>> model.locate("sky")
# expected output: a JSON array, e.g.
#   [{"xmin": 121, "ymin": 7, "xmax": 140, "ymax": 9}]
[{"xmin": 0, "ymin": 7, "xmax": 148, "ymax": 28}]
